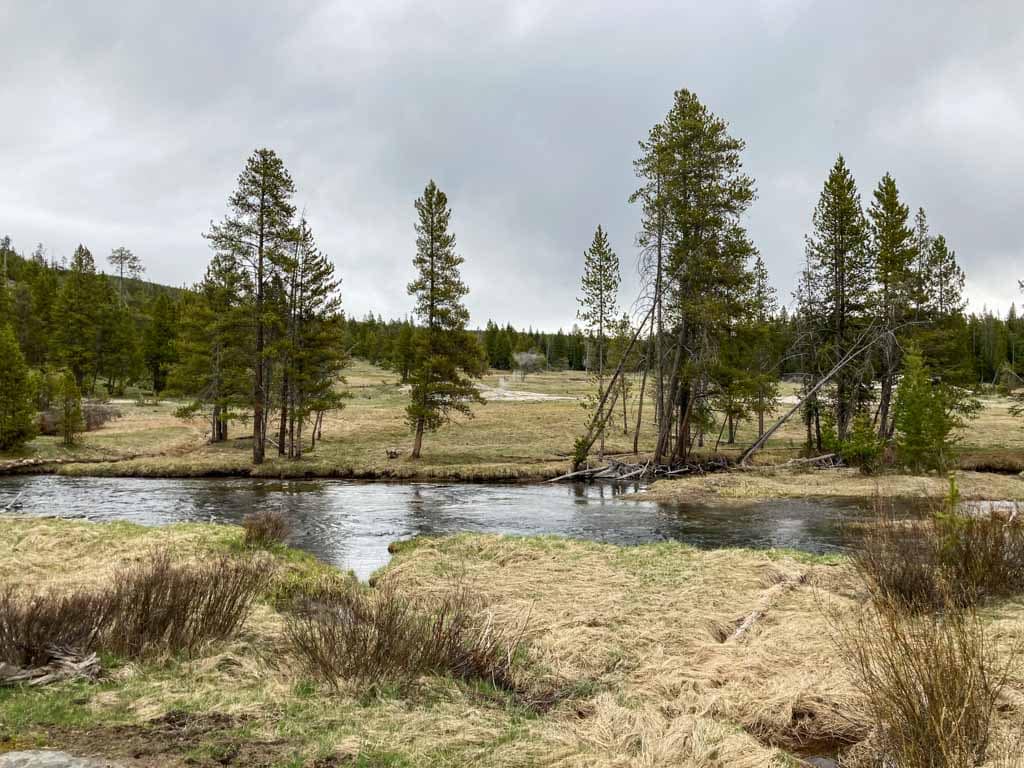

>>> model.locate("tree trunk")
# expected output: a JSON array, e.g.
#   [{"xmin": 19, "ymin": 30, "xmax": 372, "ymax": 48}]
[
  {"xmin": 278, "ymin": 372, "xmax": 289, "ymax": 457},
  {"xmin": 632, "ymin": 355, "xmax": 649, "ymax": 455},
  {"xmin": 412, "ymin": 415, "xmax": 425, "ymax": 459}
]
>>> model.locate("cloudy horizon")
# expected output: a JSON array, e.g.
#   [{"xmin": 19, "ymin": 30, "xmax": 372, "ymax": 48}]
[{"xmin": 3, "ymin": 1, "xmax": 1022, "ymax": 330}]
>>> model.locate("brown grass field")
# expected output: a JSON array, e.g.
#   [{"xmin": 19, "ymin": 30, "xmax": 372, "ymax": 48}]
[
  {"xmin": 1, "ymin": 517, "xmax": 1021, "ymax": 767},
  {"xmin": 2, "ymin": 362, "xmax": 1023, "ymax": 494}
]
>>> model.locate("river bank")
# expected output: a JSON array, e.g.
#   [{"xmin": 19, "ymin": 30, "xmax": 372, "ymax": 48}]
[
  {"xmin": 1, "ymin": 517, "xmax": 1021, "ymax": 767},
  {"xmin": 639, "ymin": 467, "xmax": 1024, "ymax": 504}
]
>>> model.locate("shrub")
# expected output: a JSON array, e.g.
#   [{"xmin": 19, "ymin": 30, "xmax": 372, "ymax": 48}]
[
  {"xmin": 842, "ymin": 413, "xmax": 883, "ymax": 474},
  {"xmin": 893, "ymin": 348, "xmax": 979, "ymax": 473},
  {"xmin": 838, "ymin": 600, "xmax": 1010, "ymax": 768},
  {"xmin": 243, "ymin": 510, "xmax": 290, "ymax": 549},
  {"xmin": 285, "ymin": 579, "xmax": 525, "ymax": 693},
  {"xmin": 0, "ymin": 551, "xmax": 270, "ymax": 666},
  {"xmin": 0, "ymin": 585, "xmax": 114, "ymax": 667},
  {"xmin": 851, "ymin": 487, "xmax": 1024, "ymax": 612},
  {"xmin": 103, "ymin": 551, "xmax": 271, "ymax": 658}
]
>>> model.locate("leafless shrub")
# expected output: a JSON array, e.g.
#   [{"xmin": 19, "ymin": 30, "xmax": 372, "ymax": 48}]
[
  {"xmin": 243, "ymin": 510, "xmax": 290, "ymax": 549},
  {"xmin": 0, "ymin": 585, "xmax": 114, "ymax": 667},
  {"xmin": 103, "ymin": 551, "xmax": 271, "ymax": 657},
  {"xmin": 0, "ymin": 552, "xmax": 270, "ymax": 665},
  {"xmin": 37, "ymin": 403, "xmax": 122, "ymax": 435},
  {"xmin": 285, "ymin": 579, "xmax": 526, "ymax": 693},
  {"xmin": 837, "ymin": 599, "xmax": 1013, "ymax": 768},
  {"xmin": 851, "ymin": 497, "xmax": 1024, "ymax": 611}
]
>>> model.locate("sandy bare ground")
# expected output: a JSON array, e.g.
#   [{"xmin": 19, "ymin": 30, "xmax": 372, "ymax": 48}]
[{"xmin": 478, "ymin": 384, "xmax": 574, "ymax": 402}]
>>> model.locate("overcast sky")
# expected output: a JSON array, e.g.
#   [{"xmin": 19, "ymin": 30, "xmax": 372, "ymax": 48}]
[{"xmin": 2, "ymin": 1, "xmax": 1022, "ymax": 329}]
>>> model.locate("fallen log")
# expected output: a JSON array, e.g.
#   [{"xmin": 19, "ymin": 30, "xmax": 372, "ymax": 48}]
[{"xmin": 726, "ymin": 572, "xmax": 806, "ymax": 643}]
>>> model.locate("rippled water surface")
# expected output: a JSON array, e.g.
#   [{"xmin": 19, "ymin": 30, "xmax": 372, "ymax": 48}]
[{"xmin": 0, "ymin": 476, "xmax": 886, "ymax": 579}]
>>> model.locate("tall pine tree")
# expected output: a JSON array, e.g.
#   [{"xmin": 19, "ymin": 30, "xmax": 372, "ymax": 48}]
[
  {"xmin": 53, "ymin": 245, "xmax": 100, "ymax": 391},
  {"xmin": 577, "ymin": 225, "xmax": 620, "ymax": 455},
  {"xmin": 206, "ymin": 149, "xmax": 296, "ymax": 463},
  {"xmin": 868, "ymin": 173, "xmax": 915, "ymax": 438},
  {"xmin": 406, "ymin": 180, "xmax": 484, "ymax": 459},
  {"xmin": 799, "ymin": 156, "xmax": 873, "ymax": 441}
]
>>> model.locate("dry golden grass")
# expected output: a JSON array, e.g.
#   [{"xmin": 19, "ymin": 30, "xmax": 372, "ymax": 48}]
[
  {"xmin": 639, "ymin": 468, "xmax": 1024, "ymax": 504},
  {"xmin": 2, "ymin": 520, "xmax": 1022, "ymax": 766}
]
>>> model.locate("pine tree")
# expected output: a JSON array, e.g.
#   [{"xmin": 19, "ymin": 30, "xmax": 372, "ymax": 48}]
[
  {"xmin": 275, "ymin": 218, "xmax": 349, "ymax": 458},
  {"xmin": 927, "ymin": 235, "xmax": 966, "ymax": 317},
  {"xmin": 406, "ymin": 180, "xmax": 484, "ymax": 459},
  {"xmin": 911, "ymin": 208, "xmax": 933, "ymax": 318},
  {"xmin": 799, "ymin": 156, "xmax": 873, "ymax": 441},
  {"xmin": 206, "ymin": 148, "xmax": 297, "ymax": 464},
  {"xmin": 168, "ymin": 254, "xmax": 252, "ymax": 442},
  {"xmin": 53, "ymin": 245, "xmax": 101, "ymax": 391},
  {"xmin": 868, "ymin": 173, "xmax": 916, "ymax": 438},
  {"xmin": 634, "ymin": 90, "xmax": 757, "ymax": 464},
  {"xmin": 108, "ymin": 247, "xmax": 144, "ymax": 305},
  {"xmin": 893, "ymin": 348, "xmax": 977, "ymax": 472},
  {"xmin": 57, "ymin": 370, "xmax": 84, "ymax": 447},
  {"xmin": 748, "ymin": 254, "xmax": 781, "ymax": 437},
  {"xmin": 392, "ymin": 322, "xmax": 416, "ymax": 383},
  {"xmin": 143, "ymin": 293, "xmax": 178, "ymax": 393},
  {"xmin": 0, "ymin": 324, "xmax": 37, "ymax": 450},
  {"xmin": 577, "ymin": 225, "xmax": 620, "ymax": 455}
]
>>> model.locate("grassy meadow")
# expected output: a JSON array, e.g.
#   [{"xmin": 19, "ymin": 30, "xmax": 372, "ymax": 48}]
[
  {"xmin": 2, "ymin": 361, "xmax": 1023, "ymax": 489},
  {"xmin": 3, "ymin": 517, "xmax": 1021, "ymax": 767}
]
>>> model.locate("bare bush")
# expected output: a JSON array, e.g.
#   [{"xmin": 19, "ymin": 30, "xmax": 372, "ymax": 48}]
[
  {"xmin": 0, "ymin": 586, "xmax": 114, "ymax": 667},
  {"xmin": 851, "ymin": 497, "xmax": 1024, "ymax": 611},
  {"xmin": 243, "ymin": 510, "xmax": 290, "ymax": 549},
  {"xmin": 0, "ymin": 552, "xmax": 270, "ymax": 665},
  {"xmin": 37, "ymin": 403, "xmax": 122, "ymax": 435},
  {"xmin": 104, "ymin": 551, "xmax": 271, "ymax": 657},
  {"xmin": 285, "ymin": 579, "xmax": 525, "ymax": 692},
  {"xmin": 837, "ymin": 600, "xmax": 1012, "ymax": 768}
]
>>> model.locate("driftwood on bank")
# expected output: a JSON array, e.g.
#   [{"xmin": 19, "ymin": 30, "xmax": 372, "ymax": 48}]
[
  {"xmin": 548, "ymin": 456, "xmax": 731, "ymax": 483},
  {"xmin": 0, "ymin": 646, "xmax": 101, "ymax": 687},
  {"xmin": 725, "ymin": 572, "xmax": 806, "ymax": 643}
]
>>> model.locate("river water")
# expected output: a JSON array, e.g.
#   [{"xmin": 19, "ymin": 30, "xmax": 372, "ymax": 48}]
[{"xmin": 0, "ymin": 476, "xmax": 882, "ymax": 579}]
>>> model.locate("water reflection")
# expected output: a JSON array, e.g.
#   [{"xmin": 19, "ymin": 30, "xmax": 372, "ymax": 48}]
[{"xmin": 0, "ymin": 476, "xmax": 880, "ymax": 580}]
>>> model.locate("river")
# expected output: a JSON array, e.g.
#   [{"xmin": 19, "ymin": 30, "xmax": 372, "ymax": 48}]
[{"xmin": 0, "ymin": 476, "xmax": 882, "ymax": 579}]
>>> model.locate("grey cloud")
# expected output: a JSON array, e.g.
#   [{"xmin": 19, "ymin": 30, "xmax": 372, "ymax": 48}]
[{"xmin": 2, "ymin": 0, "xmax": 1022, "ymax": 328}]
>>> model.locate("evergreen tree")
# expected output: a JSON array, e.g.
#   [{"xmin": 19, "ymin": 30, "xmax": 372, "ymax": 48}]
[
  {"xmin": 927, "ymin": 234, "xmax": 966, "ymax": 317},
  {"xmin": 206, "ymin": 148, "xmax": 297, "ymax": 464},
  {"xmin": 577, "ymin": 225, "xmax": 620, "ymax": 455},
  {"xmin": 893, "ymin": 348, "xmax": 978, "ymax": 472},
  {"xmin": 868, "ymin": 173, "xmax": 916, "ymax": 438},
  {"xmin": 406, "ymin": 180, "xmax": 485, "ymax": 459},
  {"xmin": 0, "ymin": 324, "xmax": 37, "ymax": 450},
  {"xmin": 108, "ymin": 246, "xmax": 144, "ymax": 304},
  {"xmin": 748, "ymin": 254, "xmax": 781, "ymax": 438},
  {"xmin": 275, "ymin": 218, "xmax": 349, "ymax": 458},
  {"xmin": 53, "ymin": 245, "xmax": 101, "ymax": 391},
  {"xmin": 57, "ymin": 370, "xmax": 84, "ymax": 447},
  {"xmin": 636, "ymin": 89, "xmax": 757, "ymax": 464},
  {"xmin": 799, "ymin": 156, "xmax": 873, "ymax": 441},
  {"xmin": 12, "ymin": 254, "xmax": 57, "ymax": 366},
  {"xmin": 392, "ymin": 322, "xmax": 416, "ymax": 383},
  {"xmin": 143, "ymin": 293, "xmax": 178, "ymax": 393},
  {"xmin": 168, "ymin": 254, "xmax": 252, "ymax": 442}
]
